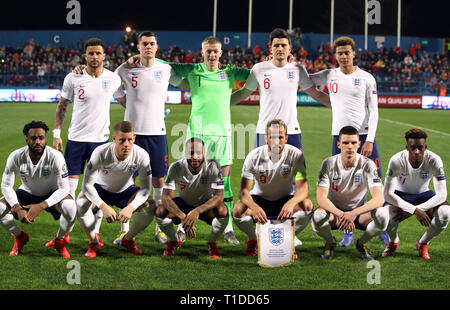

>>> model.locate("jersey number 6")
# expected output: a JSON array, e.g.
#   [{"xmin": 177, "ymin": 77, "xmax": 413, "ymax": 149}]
[{"xmin": 263, "ymin": 78, "xmax": 270, "ymax": 90}]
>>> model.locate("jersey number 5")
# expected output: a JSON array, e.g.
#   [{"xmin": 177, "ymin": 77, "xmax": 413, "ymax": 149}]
[{"xmin": 132, "ymin": 76, "xmax": 138, "ymax": 88}]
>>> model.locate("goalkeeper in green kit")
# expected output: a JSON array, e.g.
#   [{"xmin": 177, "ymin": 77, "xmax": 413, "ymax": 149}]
[{"xmin": 129, "ymin": 36, "xmax": 249, "ymax": 244}]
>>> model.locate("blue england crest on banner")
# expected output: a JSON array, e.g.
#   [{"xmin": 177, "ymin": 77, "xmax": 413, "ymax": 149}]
[{"xmin": 269, "ymin": 228, "xmax": 284, "ymax": 246}]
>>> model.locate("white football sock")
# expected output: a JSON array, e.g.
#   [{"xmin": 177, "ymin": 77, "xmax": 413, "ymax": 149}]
[
  {"xmin": 76, "ymin": 197, "xmax": 97, "ymax": 243},
  {"xmin": 153, "ymin": 187, "xmax": 163, "ymax": 235},
  {"xmin": 419, "ymin": 205, "xmax": 450, "ymax": 244},
  {"xmin": 311, "ymin": 209, "xmax": 335, "ymax": 244},
  {"xmin": 156, "ymin": 217, "xmax": 177, "ymax": 241},
  {"xmin": 121, "ymin": 221, "xmax": 130, "ymax": 233},
  {"xmin": 57, "ymin": 199, "xmax": 77, "ymax": 239},
  {"xmin": 208, "ymin": 216, "xmax": 229, "ymax": 243},
  {"xmin": 293, "ymin": 210, "xmax": 312, "ymax": 235},
  {"xmin": 125, "ymin": 205, "xmax": 155, "ymax": 240},
  {"xmin": 0, "ymin": 201, "xmax": 22, "ymax": 237},
  {"xmin": 233, "ymin": 215, "xmax": 256, "ymax": 240},
  {"xmin": 359, "ymin": 207, "xmax": 390, "ymax": 244},
  {"xmin": 69, "ymin": 178, "xmax": 79, "ymax": 199},
  {"xmin": 94, "ymin": 208, "xmax": 103, "ymax": 234}
]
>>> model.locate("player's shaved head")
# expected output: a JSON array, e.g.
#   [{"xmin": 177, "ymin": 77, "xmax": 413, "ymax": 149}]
[
  {"xmin": 114, "ymin": 121, "xmax": 134, "ymax": 134},
  {"xmin": 269, "ymin": 28, "xmax": 291, "ymax": 45},
  {"xmin": 23, "ymin": 120, "xmax": 49, "ymax": 136},
  {"xmin": 405, "ymin": 128, "xmax": 427, "ymax": 141},
  {"xmin": 84, "ymin": 38, "xmax": 106, "ymax": 53},
  {"xmin": 139, "ymin": 31, "xmax": 157, "ymax": 42},
  {"xmin": 333, "ymin": 36, "xmax": 355, "ymax": 51}
]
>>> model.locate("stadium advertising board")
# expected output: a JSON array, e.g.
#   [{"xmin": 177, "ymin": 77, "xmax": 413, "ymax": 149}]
[
  {"xmin": 377, "ymin": 94, "xmax": 422, "ymax": 108},
  {"xmin": 1, "ymin": 88, "xmax": 182, "ymax": 104},
  {"xmin": 422, "ymin": 96, "xmax": 450, "ymax": 110}
]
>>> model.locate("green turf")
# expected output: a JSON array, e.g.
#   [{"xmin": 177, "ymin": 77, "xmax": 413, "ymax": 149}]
[{"xmin": 0, "ymin": 102, "xmax": 449, "ymax": 290}]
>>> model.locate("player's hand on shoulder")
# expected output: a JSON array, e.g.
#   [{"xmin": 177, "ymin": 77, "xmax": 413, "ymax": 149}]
[
  {"xmin": 99, "ymin": 203, "xmax": 117, "ymax": 223},
  {"xmin": 126, "ymin": 55, "xmax": 141, "ymax": 68},
  {"xmin": 72, "ymin": 64, "xmax": 86, "ymax": 74},
  {"xmin": 118, "ymin": 205, "xmax": 135, "ymax": 223}
]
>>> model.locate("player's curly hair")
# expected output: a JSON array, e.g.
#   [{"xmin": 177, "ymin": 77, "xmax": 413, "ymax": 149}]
[
  {"xmin": 22, "ymin": 121, "xmax": 49, "ymax": 136},
  {"xmin": 333, "ymin": 36, "xmax": 356, "ymax": 51},
  {"xmin": 84, "ymin": 37, "xmax": 106, "ymax": 53},
  {"xmin": 405, "ymin": 128, "xmax": 427, "ymax": 141}
]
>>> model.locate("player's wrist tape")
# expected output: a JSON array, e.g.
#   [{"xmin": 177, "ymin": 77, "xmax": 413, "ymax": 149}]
[{"xmin": 53, "ymin": 129, "xmax": 61, "ymax": 139}]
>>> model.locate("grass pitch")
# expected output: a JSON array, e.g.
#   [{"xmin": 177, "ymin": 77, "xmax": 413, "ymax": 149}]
[{"xmin": 0, "ymin": 102, "xmax": 449, "ymax": 290}]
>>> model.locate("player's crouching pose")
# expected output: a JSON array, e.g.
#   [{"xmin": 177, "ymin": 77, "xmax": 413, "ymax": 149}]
[
  {"xmin": 155, "ymin": 138, "xmax": 229, "ymax": 258},
  {"xmin": 232, "ymin": 119, "xmax": 313, "ymax": 258},
  {"xmin": 312, "ymin": 126, "xmax": 389, "ymax": 260},
  {"xmin": 76, "ymin": 121, "xmax": 154, "ymax": 258},
  {"xmin": 0, "ymin": 121, "xmax": 76, "ymax": 258},
  {"xmin": 382, "ymin": 128, "xmax": 449, "ymax": 260}
]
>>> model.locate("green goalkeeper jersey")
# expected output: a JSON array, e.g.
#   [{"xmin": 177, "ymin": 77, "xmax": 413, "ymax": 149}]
[{"xmin": 170, "ymin": 62, "xmax": 250, "ymax": 137}]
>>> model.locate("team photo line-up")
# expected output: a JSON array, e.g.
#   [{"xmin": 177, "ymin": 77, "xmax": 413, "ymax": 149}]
[{"xmin": 0, "ymin": 28, "xmax": 447, "ymax": 261}]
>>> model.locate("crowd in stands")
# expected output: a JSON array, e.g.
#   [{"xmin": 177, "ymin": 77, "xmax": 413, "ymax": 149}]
[{"xmin": 0, "ymin": 37, "xmax": 448, "ymax": 95}]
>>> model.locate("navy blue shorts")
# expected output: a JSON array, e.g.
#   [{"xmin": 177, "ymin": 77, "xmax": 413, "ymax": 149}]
[
  {"xmin": 170, "ymin": 197, "xmax": 213, "ymax": 225},
  {"xmin": 93, "ymin": 183, "xmax": 140, "ymax": 209},
  {"xmin": 251, "ymin": 194, "xmax": 294, "ymax": 218},
  {"xmin": 332, "ymin": 134, "xmax": 382, "ymax": 177},
  {"xmin": 13, "ymin": 189, "xmax": 61, "ymax": 220},
  {"xmin": 134, "ymin": 135, "xmax": 169, "ymax": 178},
  {"xmin": 65, "ymin": 140, "xmax": 108, "ymax": 175},
  {"xmin": 389, "ymin": 190, "xmax": 448, "ymax": 218},
  {"xmin": 255, "ymin": 133, "xmax": 302, "ymax": 150}
]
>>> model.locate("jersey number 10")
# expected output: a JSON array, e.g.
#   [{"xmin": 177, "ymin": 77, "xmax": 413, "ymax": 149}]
[{"xmin": 329, "ymin": 82, "xmax": 338, "ymax": 94}]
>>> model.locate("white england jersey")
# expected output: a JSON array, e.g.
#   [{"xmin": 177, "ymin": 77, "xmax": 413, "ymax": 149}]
[
  {"xmin": 82, "ymin": 143, "xmax": 151, "ymax": 209},
  {"xmin": 385, "ymin": 150, "xmax": 446, "ymax": 194},
  {"xmin": 242, "ymin": 144, "xmax": 307, "ymax": 201},
  {"xmin": 61, "ymin": 68, "xmax": 122, "ymax": 142},
  {"xmin": 244, "ymin": 61, "xmax": 314, "ymax": 134},
  {"xmin": 310, "ymin": 67, "xmax": 378, "ymax": 141},
  {"xmin": 317, "ymin": 153, "xmax": 382, "ymax": 211},
  {"xmin": 114, "ymin": 60, "xmax": 183, "ymax": 135},
  {"xmin": 1, "ymin": 146, "xmax": 70, "ymax": 207},
  {"xmin": 164, "ymin": 158, "xmax": 224, "ymax": 206}
]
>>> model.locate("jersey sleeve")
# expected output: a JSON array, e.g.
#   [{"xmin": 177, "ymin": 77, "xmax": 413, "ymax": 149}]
[
  {"xmin": 365, "ymin": 75, "xmax": 379, "ymax": 142},
  {"xmin": 297, "ymin": 63, "xmax": 314, "ymax": 91},
  {"xmin": 241, "ymin": 153, "xmax": 255, "ymax": 180},
  {"xmin": 1, "ymin": 152, "xmax": 19, "ymax": 207},
  {"xmin": 61, "ymin": 74, "xmax": 74, "ymax": 101},
  {"xmin": 169, "ymin": 67, "xmax": 183, "ymax": 87},
  {"xmin": 81, "ymin": 148, "xmax": 103, "ymax": 207},
  {"xmin": 113, "ymin": 66, "xmax": 126, "ymax": 99},
  {"xmin": 44, "ymin": 152, "xmax": 70, "ymax": 207},
  {"xmin": 129, "ymin": 151, "xmax": 152, "ymax": 210},
  {"xmin": 210, "ymin": 160, "xmax": 225, "ymax": 190},
  {"xmin": 231, "ymin": 65, "xmax": 251, "ymax": 81},
  {"xmin": 168, "ymin": 62, "xmax": 196, "ymax": 78},
  {"xmin": 309, "ymin": 69, "xmax": 330, "ymax": 86},
  {"xmin": 294, "ymin": 152, "xmax": 308, "ymax": 181},
  {"xmin": 244, "ymin": 67, "xmax": 258, "ymax": 91},
  {"xmin": 317, "ymin": 159, "xmax": 330, "ymax": 188},
  {"xmin": 365, "ymin": 159, "xmax": 382, "ymax": 188},
  {"xmin": 163, "ymin": 162, "xmax": 178, "ymax": 190}
]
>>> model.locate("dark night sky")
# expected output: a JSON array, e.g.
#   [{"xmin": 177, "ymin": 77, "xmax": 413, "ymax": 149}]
[{"xmin": 1, "ymin": 0, "xmax": 448, "ymax": 38}]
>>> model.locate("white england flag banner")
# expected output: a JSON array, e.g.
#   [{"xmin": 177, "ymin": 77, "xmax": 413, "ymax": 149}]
[{"xmin": 257, "ymin": 218, "xmax": 294, "ymax": 268}]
